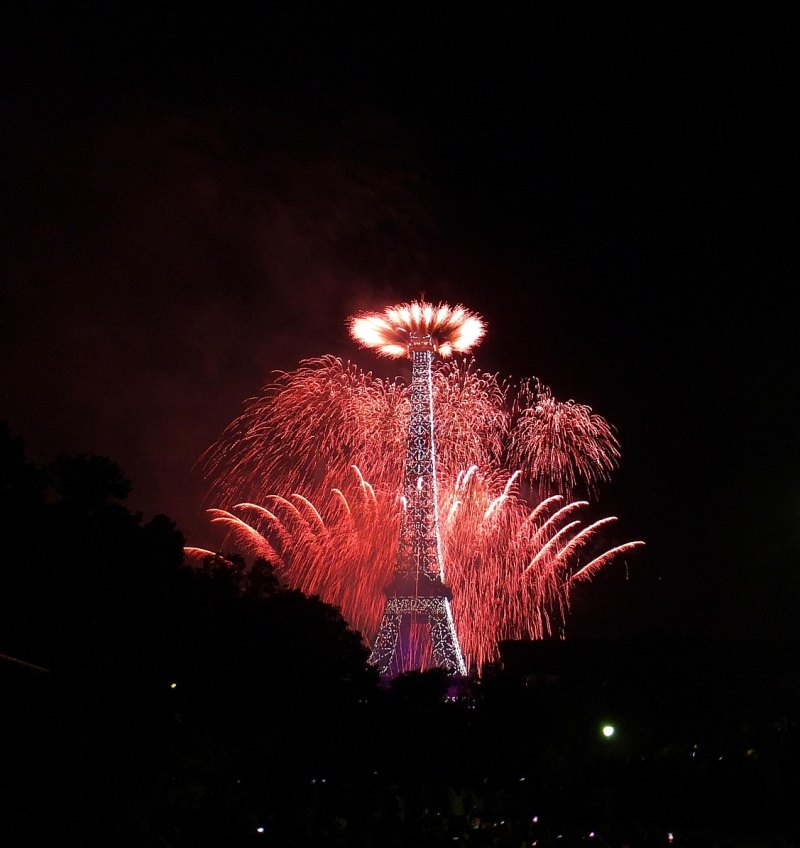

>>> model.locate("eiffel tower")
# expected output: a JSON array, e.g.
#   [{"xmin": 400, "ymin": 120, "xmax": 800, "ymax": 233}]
[
  {"xmin": 349, "ymin": 301, "xmax": 484, "ymax": 676},
  {"xmin": 368, "ymin": 339, "xmax": 467, "ymax": 676}
]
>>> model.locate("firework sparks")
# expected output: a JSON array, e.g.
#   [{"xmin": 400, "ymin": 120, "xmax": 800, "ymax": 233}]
[
  {"xmin": 509, "ymin": 379, "xmax": 620, "ymax": 498},
  {"xmin": 195, "ymin": 302, "xmax": 643, "ymax": 674},
  {"xmin": 349, "ymin": 299, "xmax": 485, "ymax": 357}
]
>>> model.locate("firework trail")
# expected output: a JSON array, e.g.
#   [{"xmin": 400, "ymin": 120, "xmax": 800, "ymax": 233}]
[{"xmin": 196, "ymin": 301, "xmax": 643, "ymax": 673}]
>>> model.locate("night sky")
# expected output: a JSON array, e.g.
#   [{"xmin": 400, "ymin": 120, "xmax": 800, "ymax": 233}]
[{"xmin": 2, "ymin": 5, "xmax": 797, "ymax": 642}]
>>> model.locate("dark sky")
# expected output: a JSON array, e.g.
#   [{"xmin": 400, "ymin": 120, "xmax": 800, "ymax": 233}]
[{"xmin": 2, "ymin": 5, "xmax": 797, "ymax": 641}]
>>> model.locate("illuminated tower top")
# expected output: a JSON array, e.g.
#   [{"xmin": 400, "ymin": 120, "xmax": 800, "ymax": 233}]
[{"xmin": 349, "ymin": 300, "xmax": 485, "ymax": 359}]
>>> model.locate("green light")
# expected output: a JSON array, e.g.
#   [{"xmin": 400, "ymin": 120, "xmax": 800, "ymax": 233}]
[{"xmin": 601, "ymin": 724, "xmax": 615, "ymax": 738}]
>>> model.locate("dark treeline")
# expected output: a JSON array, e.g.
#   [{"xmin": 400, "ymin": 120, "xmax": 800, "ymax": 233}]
[{"xmin": 1, "ymin": 422, "xmax": 799, "ymax": 847}]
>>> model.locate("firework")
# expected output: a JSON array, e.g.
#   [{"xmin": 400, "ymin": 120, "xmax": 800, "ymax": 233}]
[
  {"xmin": 196, "ymin": 301, "xmax": 643, "ymax": 674},
  {"xmin": 349, "ymin": 300, "xmax": 485, "ymax": 357},
  {"xmin": 508, "ymin": 379, "xmax": 621, "ymax": 498}
]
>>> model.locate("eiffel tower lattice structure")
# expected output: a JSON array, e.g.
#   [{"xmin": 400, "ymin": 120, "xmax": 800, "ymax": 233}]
[
  {"xmin": 349, "ymin": 301, "xmax": 485, "ymax": 677},
  {"xmin": 369, "ymin": 343, "xmax": 466, "ymax": 676}
]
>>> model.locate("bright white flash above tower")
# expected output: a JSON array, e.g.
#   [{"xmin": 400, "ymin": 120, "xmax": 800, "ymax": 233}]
[{"xmin": 348, "ymin": 300, "xmax": 485, "ymax": 358}]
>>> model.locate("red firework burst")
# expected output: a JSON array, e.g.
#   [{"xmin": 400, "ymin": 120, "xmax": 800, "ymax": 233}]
[
  {"xmin": 194, "ymin": 305, "xmax": 643, "ymax": 674},
  {"xmin": 349, "ymin": 299, "xmax": 485, "ymax": 357}
]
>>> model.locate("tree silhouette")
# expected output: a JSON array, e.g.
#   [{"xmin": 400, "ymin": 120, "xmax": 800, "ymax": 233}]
[{"xmin": 0, "ymin": 424, "xmax": 379, "ymax": 846}]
